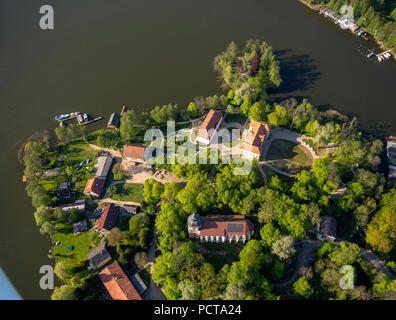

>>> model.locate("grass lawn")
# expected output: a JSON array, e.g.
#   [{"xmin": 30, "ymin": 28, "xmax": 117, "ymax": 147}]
[
  {"xmin": 52, "ymin": 223, "xmax": 101, "ymax": 261},
  {"xmin": 266, "ymin": 139, "xmax": 313, "ymax": 174},
  {"xmin": 197, "ymin": 241, "xmax": 244, "ymax": 271},
  {"xmin": 109, "ymin": 183, "xmax": 145, "ymax": 203}
]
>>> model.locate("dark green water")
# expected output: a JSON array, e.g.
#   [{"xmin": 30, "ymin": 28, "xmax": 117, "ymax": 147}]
[{"xmin": 0, "ymin": 0, "xmax": 395, "ymax": 299}]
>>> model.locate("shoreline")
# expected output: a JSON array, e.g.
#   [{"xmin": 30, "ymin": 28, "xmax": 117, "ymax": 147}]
[{"xmin": 298, "ymin": 0, "xmax": 396, "ymax": 62}]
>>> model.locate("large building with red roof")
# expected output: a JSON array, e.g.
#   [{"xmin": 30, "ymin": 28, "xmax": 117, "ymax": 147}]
[
  {"xmin": 196, "ymin": 109, "xmax": 223, "ymax": 145},
  {"xmin": 99, "ymin": 261, "xmax": 142, "ymax": 300},
  {"xmin": 240, "ymin": 120, "xmax": 271, "ymax": 159},
  {"xmin": 123, "ymin": 144, "xmax": 146, "ymax": 163},
  {"xmin": 187, "ymin": 214, "xmax": 254, "ymax": 243},
  {"xmin": 97, "ymin": 204, "xmax": 119, "ymax": 232}
]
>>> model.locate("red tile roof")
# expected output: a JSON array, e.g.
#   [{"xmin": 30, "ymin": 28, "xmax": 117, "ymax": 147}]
[
  {"xmin": 197, "ymin": 110, "xmax": 223, "ymax": 141},
  {"xmin": 97, "ymin": 204, "xmax": 119, "ymax": 231},
  {"xmin": 199, "ymin": 217, "xmax": 254, "ymax": 237},
  {"xmin": 99, "ymin": 262, "xmax": 142, "ymax": 300},
  {"xmin": 240, "ymin": 120, "xmax": 271, "ymax": 155},
  {"xmin": 83, "ymin": 177, "xmax": 105, "ymax": 197},
  {"xmin": 123, "ymin": 145, "xmax": 146, "ymax": 161}
]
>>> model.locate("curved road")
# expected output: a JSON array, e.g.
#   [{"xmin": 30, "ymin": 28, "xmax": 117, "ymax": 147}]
[{"xmin": 273, "ymin": 239, "xmax": 395, "ymax": 289}]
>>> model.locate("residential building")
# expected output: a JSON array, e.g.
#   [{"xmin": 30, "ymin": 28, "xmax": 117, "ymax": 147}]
[
  {"xmin": 187, "ymin": 214, "xmax": 254, "ymax": 243},
  {"xmin": 130, "ymin": 273, "xmax": 148, "ymax": 295},
  {"xmin": 120, "ymin": 205, "xmax": 139, "ymax": 215},
  {"xmin": 83, "ymin": 177, "xmax": 105, "ymax": 198},
  {"xmin": 58, "ymin": 182, "xmax": 71, "ymax": 199},
  {"xmin": 73, "ymin": 220, "xmax": 88, "ymax": 235},
  {"xmin": 107, "ymin": 112, "xmax": 120, "ymax": 129},
  {"xmin": 196, "ymin": 109, "xmax": 223, "ymax": 145},
  {"xmin": 317, "ymin": 216, "xmax": 337, "ymax": 241},
  {"xmin": 97, "ymin": 204, "xmax": 119, "ymax": 232},
  {"xmin": 99, "ymin": 261, "xmax": 142, "ymax": 300},
  {"xmin": 95, "ymin": 155, "xmax": 113, "ymax": 180},
  {"xmin": 240, "ymin": 120, "xmax": 271, "ymax": 159},
  {"xmin": 87, "ymin": 244, "xmax": 112, "ymax": 270},
  {"xmin": 338, "ymin": 17, "xmax": 359, "ymax": 32},
  {"xmin": 61, "ymin": 199, "xmax": 86, "ymax": 212},
  {"xmin": 123, "ymin": 145, "xmax": 146, "ymax": 163}
]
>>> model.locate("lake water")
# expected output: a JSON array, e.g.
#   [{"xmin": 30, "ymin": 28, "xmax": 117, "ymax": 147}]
[{"xmin": 0, "ymin": 0, "xmax": 395, "ymax": 299}]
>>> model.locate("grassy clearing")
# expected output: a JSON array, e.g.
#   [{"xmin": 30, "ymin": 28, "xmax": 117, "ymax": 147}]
[
  {"xmin": 198, "ymin": 242, "xmax": 244, "ymax": 271},
  {"xmin": 224, "ymin": 112, "xmax": 247, "ymax": 125},
  {"xmin": 52, "ymin": 223, "xmax": 101, "ymax": 261},
  {"xmin": 108, "ymin": 183, "xmax": 145, "ymax": 203},
  {"xmin": 266, "ymin": 139, "xmax": 312, "ymax": 174}
]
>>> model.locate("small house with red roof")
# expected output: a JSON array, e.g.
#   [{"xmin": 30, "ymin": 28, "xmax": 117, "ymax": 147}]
[
  {"xmin": 123, "ymin": 144, "xmax": 146, "ymax": 163},
  {"xmin": 83, "ymin": 177, "xmax": 105, "ymax": 198},
  {"xmin": 196, "ymin": 110, "xmax": 223, "ymax": 145},
  {"xmin": 187, "ymin": 214, "xmax": 254, "ymax": 243},
  {"xmin": 97, "ymin": 204, "xmax": 119, "ymax": 233}
]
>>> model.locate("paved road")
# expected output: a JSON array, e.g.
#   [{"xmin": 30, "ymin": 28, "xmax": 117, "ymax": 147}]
[
  {"xmin": 141, "ymin": 226, "xmax": 166, "ymax": 300},
  {"xmin": 273, "ymin": 239, "xmax": 395, "ymax": 289},
  {"xmin": 273, "ymin": 240, "xmax": 321, "ymax": 289}
]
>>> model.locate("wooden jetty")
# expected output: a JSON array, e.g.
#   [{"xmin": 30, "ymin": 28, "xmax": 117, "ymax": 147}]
[
  {"xmin": 120, "ymin": 105, "xmax": 127, "ymax": 116},
  {"xmin": 376, "ymin": 50, "xmax": 392, "ymax": 57},
  {"xmin": 56, "ymin": 115, "xmax": 77, "ymax": 123},
  {"xmin": 79, "ymin": 117, "xmax": 103, "ymax": 126}
]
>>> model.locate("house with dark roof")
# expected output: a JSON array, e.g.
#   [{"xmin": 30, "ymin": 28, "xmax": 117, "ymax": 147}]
[
  {"xmin": 240, "ymin": 120, "xmax": 271, "ymax": 160},
  {"xmin": 123, "ymin": 145, "xmax": 146, "ymax": 163},
  {"xmin": 58, "ymin": 182, "xmax": 71, "ymax": 199},
  {"xmin": 61, "ymin": 199, "xmax": 86, "ymax": 212},
  {"xmin": 99, "ymin": 261, "xmax": 142, "ymax": 300},
  {"xmin": 196, "ymin": 110, "xmax": 223, "ymax": 145},
  {"xmin": 95, "ymin": 155, "xmax": 113, "ymax": 180},
  {"xmin": 87, "ymin": 244, "xmax": 112, "ymax": 270},
  {"xmin": 73, "ymin": 220, "xmax": 88, "ymax": 235},
  {"xmin": 84, "ymin": 177, "xmax": 105, "ymax": 198},
  {"xmin": 107, "ymin": 112, "xmax": 120, "ymax": 129},
  {"xmin": 120, "ymin": 205, "xmax": 139, "ymax": 215},
  {"xmin": 97, "ymin": 204, "xmax": 119, "ymax": 233},
  {"xmin": 188, "ymin": 214, "xmax": 254, "ymax": 243},
  {"xmin": 317, "ymin": 216, "xmax": 337, "ymax": 241}
]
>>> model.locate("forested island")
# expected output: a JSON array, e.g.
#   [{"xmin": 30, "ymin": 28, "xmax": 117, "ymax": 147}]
[{"xmin": 23, "ymin": 39, "xmax": 396, "ymax": 300}]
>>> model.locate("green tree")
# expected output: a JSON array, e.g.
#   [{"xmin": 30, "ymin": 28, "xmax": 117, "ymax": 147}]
[
  {"xmin": 187, "ymin": 102, "xmax": 199, "ymax": 118},
  {"xmin": 34, "ymin": 206, "xmax": 52, "ymax": 226},
  {"xmin": 329, "ymin": 242, "xmax": 361, "ymax": 266},
  {"xmin": 260, "ymin": 223, "xmax": 282, "ymax": 248},
  {"xmin": 267, "ymin": 105, "xmax": 290, "ymax": 127},
  {"xmin": 51, "ymin": 285, "xmax": 76, "ymax": 300},
  {"xmin": 107, "ymin": 227, "xmax": 123, "ymax": 246},
  {"xmin": 120, "ymin": 110, "xmax": 140, "ymax": 141},
  {"xmin": 144, "ymin": 178, "xmax": 164, "ymax": 206},
  {"xmin": 271, "ymin": 235, "xmax": 296, "ymax": 262},
  {"xmin": 293, "ymin": 276, "xmax": 313, "ymax": 298},
  {"xmin": 40, "ymin": 221, "xmax": 56, "ymax": 235}
]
